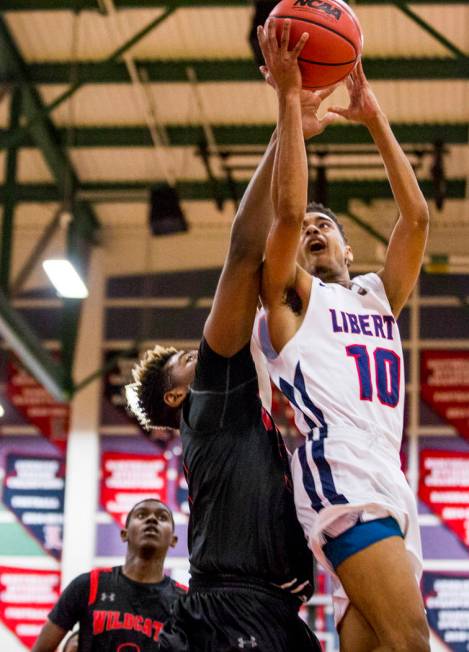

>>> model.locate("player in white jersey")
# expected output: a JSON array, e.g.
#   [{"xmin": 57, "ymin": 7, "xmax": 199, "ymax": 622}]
[{"xmin": 256, "ymin": 19, "xmax": 430, "ymax": 652}]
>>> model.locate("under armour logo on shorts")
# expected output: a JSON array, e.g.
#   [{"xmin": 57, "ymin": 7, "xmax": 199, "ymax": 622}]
[{"xmin": 237, "ymin": 636, "xmax": 258, "ymax": 648}]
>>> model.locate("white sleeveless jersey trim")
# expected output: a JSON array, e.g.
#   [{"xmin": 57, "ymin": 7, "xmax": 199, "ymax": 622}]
[{"xmin": 253, "ymin": 272, "xmax": 405, "ymax": 451}]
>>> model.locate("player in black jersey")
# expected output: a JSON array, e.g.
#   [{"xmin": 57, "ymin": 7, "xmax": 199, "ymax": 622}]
[
  {"xmin": 32, "ymin": 498, "xmax": 186, "ymax": 652},
  {"xmin": 126, "ymin": 29, "xmax": 337, "ymax": 652}
]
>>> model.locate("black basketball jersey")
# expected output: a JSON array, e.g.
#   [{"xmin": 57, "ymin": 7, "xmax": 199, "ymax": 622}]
[
  {"xmin": 48, "ymin": 566, "xmax": 186, "ymax": 651},
  {"xmin": 181, "ymin": 338, "xmax": 315, "ymax": 598}
]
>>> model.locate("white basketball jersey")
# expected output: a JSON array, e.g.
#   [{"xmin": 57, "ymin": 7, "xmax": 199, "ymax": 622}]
[{"xmin": 253, "ymin": 273, "xmax": 405, "ymax": 451}]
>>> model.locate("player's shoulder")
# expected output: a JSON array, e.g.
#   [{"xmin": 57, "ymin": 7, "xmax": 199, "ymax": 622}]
[
  {"xmin": 194, "ymin": 337, "xmax": 256, "ymax": 392},
  {"xmin": 353, "ymin": 271, "xmax": 383, "ymax": 290},
  {"xmin": 66, "ymin": 570, "xmax": 92, "ymax": 590},
  {"xmin": 167, "ymin": 577, "xmax": 188, "ymax": 596},
  {"xmin": 58, "ymin": 569, "xmax": 93, "ymax": 603}
]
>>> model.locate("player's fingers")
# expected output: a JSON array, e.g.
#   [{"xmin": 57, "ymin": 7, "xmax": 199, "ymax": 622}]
[
  {"xmin": 257, "ymin": 24, "xmax": 266, "ymax": 45},
  {"xmin": 350, "ymin": 66, "xmax": 359, "ymax": 84},
  {"xmin": 257, "ymin": 25, "xmax": 267, "ymax": 50},
  {"xmin": 327, "ymin": 105, "xmax": 348, "ymax": 118},
  {"xmin": 345, "ymin": 75, "xmax": 355, "ymax": 92},
  {"xmin": 260, "ymin": 66, "xmax": 275, "ymax": 88},
  {"xmin": 279, "ymin": 18, "xmax": 291, "ymax": 52},
  {"xmin": 356, "ymin": 58, "xmax": 366, "ymax": 82},
  {"xmin": 292, "ymin": 31, "xmax": 309, "ymax": 58},
  {"xmin": 291, "ymin": 580, "xmax": 309, "ymax": 593},
  {"xmin": 315, "ymin": 82, "xmax": 339, "ymax": 102},
  {"xmin": 276, "ymin": 578, "xmax": 297, "ymax": 589},
  {"xmin": 318, "ymin": 111, "xmax": 337, "ymax": 131},
  {"xmin": 266, "ymin": 17, "xmax": 278, "ymax": 50},
  {"xmin": 257, "ymin": 25, "xmax": 270, "ymax": 61}
]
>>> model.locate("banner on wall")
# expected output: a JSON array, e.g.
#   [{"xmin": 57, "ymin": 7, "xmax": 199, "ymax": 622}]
[
  {"xmin": 6, "ymin": 359, "xmax": 69, "ymax": 451},
  {"xmin": 2, "ymin": 455, "xmax": 65, "ymax": 559},
  {"xmin": 101, "ymin": 452, "xmax": 169, "ymax": 527},
  {"xmin": 422, "ymin": 571, "xmax": 469, "ymax": 651},
  {"xmin": 0, "ymin": 566, "xmax": 61, "ymax": 650},
  {"xmin": 419, "ymin": 450, "xmax": 469, "ymax": 549},
  {"xmin": 421, "ymin": 350, "xmax": 469, "ymax": 441}
]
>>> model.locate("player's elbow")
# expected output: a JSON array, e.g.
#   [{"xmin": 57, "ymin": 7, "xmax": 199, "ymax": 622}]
[{"xmin": 409, "ymin": 200, "xmax": 430, "ymax": 229}]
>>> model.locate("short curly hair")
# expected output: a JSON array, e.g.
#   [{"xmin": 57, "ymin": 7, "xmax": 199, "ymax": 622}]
[
  {"xmin": 126, "ymin": 345, "xmax": 180, "ymax": 430},
  {"xmin": 306, "ymin": 201, "xmax": 347, "ymax": 243}
]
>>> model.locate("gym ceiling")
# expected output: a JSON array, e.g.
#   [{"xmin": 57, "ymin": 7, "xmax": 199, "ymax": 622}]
[{"xmin": 0, "ymin": 1, "xmax": 467, "ymax": 400}]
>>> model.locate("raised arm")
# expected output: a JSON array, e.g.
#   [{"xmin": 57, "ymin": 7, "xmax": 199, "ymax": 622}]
[
  {"xmin": 329, "ymin": 62, "xmax": 429, "ymax": 316},
  {"xmin": 203, "ymin": 127, "xmax": 278, "ymax": 357},
  {"xmin": 262, "ymin": 19, "xmax": 309, "ymax": 301},
  {"xmin": 204, "ymin": 21, "xmax": 335, "ymax": 357},
  {"xmin": 258, "ymin": 21, "xmax": 335, "ymax": 351}
]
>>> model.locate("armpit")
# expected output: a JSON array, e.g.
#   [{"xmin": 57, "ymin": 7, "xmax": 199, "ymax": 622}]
[{"xmin": 284, "ymin": 286, "xmax": 303, "ymax": 316}]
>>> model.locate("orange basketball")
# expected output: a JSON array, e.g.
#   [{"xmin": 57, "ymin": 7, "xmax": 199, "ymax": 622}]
[{"xmin": 268, "ymin": 0, "xmax": 363, "ymax": 89}]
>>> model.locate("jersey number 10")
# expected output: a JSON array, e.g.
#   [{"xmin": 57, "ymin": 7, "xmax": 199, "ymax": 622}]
[{"xmin": 346, "ymin": 344, "xmax": 400, "ymax": 407}]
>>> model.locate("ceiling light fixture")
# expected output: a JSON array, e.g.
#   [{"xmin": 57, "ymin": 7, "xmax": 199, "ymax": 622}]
[{"xmin": 42, "ymin": 259, "xmax": 88, "ymax": 299}]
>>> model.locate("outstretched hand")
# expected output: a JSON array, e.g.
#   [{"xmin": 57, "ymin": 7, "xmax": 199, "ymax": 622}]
[
  {"xmin": 260, "ymin": 64, "xmax": 337, "ymax": 139},
  {"xmin": 257, "ymin": 18, "xmax": 306, "ymax": 96},
  {"xmin": 328, "ymin": 60, "xmax": 383, "ymax": 126}
]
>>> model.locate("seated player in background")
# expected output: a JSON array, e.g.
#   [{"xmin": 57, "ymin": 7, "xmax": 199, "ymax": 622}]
[
  {"xmin": 254, "ymin": 17, "xmax": 430, "ymax": 652},
  {"xmin": 126, "ymin": 24, "xmax": 337, "ymax": 652},
  {"xmin": 32, "ymin": 498, "xmax": 185, "ymax": 652}
]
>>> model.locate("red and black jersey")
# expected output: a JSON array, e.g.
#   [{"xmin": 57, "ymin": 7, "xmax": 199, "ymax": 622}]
[
  {"xmin": 181, "ymin": 339, "xmax": 315, "ymax": 599},
  {"xmin": 48, "ymin": 566, "xmax": 186, "ymax": 652}
]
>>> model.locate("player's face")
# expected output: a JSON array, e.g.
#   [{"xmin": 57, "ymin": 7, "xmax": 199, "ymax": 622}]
[
  {"xmin": 297, "ymin": 212, "xmax": 352, "ymax": 280},
  {"xmin": 166, "ymin": 349, "xmax": 198, "ymax": 390},
  {"xmin": 124, "ymin": 500, "xmax": 175, "ymax": 553}
]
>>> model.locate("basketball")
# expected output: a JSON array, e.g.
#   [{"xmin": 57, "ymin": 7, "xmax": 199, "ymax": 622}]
[{"xmin": 268, "ymin": 0, "xmax": 363, "ymax": 89}]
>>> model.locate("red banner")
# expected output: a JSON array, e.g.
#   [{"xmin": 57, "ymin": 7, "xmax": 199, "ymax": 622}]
[
  {"xmin": 6, "ymin": 359, "xmax": 69, "ymax": 452},
  {"xmin": 421, "ymin": 351, "xmax": 469, "ymax": 441},
  {"xmin": 0, "ymin": 566, "xmax": 60, "ymax": 650},
  {"xmin": 101, "ymin": 452, "xmax": 168, "ymax": 528},
  {"xmin": 419, "ymin": 450, "xmax": 469, "ymax": 548}
]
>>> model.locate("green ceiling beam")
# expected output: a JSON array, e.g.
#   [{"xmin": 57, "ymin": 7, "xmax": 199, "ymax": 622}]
[
  {"xmin": 0, "ymin": 88, "xmax": 21, "ymax": 294},
  {"xmin": 392, "ymin": 0, "xmax": 467, "ymax": 59},
  {"xmin": 346, "ymin": 210, "xmax": 388, "ymax": 245},
  {"xmin": 0, "ymin": 16, "xmax": 96, "ymax": 398},
  {"xmin": 0, "ymin": 17, "xmax": 99, "ymax": 241},
  {"xmin": 2, "ymin": 0, "xmax": 467, "ymax": 8},
  {"xmin": 0, "ymin": 6, "xmax": 177, "ymax": 151},
  {"xmin": 2, "ymin": 178, "xmax": 465, "ymax": 204},
  {"xmin": 0, "ymin": 289, "xmax": 71, "ymax": 401},
  {"xmin": 19, "ymin": 57, "xmax": 468, "ymax": 84},
  {"xmin": 1, "ymin": 123, "xmax": 466, "ymax": 149}
]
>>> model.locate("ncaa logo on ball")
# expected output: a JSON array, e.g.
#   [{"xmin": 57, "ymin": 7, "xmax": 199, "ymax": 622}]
[{"xmin": 293, "ymin": 0, "xmax": 342, "ymax": 21}]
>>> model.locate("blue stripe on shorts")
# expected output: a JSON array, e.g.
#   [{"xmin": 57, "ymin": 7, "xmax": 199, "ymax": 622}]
[{"xmin": 323, "ymin": 516, "xmax": 403, "ymax": 570}]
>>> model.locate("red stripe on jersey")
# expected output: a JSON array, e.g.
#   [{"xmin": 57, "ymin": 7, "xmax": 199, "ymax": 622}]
[{"xmin": 88, "ymin": 567, "xmax": 113, "ymax": 605}]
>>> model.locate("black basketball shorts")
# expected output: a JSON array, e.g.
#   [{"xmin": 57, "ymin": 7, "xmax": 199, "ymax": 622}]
[{"xmin": 159, "ymin": 578, "xmax": 321, "ymax": 651}]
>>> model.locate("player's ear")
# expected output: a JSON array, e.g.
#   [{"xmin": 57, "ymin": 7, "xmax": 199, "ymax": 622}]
[
  {"xmin": 170, "ymin": 533, "xmax": 178, "ymax": 549},
  {"xmin": 120, "ymin": 527, "xmax": 128, "ymax": 543},
  {"xmin": 164, "ymin": 387, "xmax": 188, "ymax": 408},
  {"xmin": 345, "ymin": 245, "xmax": 353, "ymax": 267}
]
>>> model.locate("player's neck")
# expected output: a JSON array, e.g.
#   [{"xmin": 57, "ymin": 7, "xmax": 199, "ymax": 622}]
[
  {"xmin": 123, "ymin": 552, "xmax": 165, "ymax": 584},
  {"xmin": 315, "ymin": 266, "xmax": 351, "ymax": 288}
]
